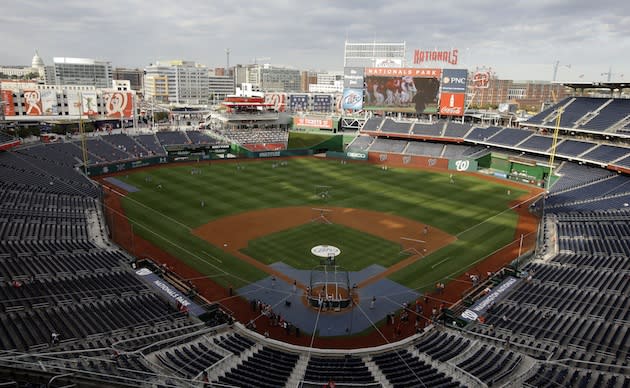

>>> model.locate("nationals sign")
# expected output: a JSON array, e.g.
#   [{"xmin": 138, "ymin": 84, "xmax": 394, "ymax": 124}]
[
  {"xmin": 104, "ymin": 92, "xmax": 134, "ymax": 118},
  {"xmin": 413, "ymin": 49, "xmax": 459, "ymax": 65}
]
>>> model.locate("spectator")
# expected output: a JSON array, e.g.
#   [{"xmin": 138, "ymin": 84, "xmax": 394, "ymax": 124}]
[
  {"xmin": 201, "ymin": 371, "xmax": 210, "ymax": 387},
  {"xmin": 51, "ymin": 332, "xmax": 60, "ymax": 346}
]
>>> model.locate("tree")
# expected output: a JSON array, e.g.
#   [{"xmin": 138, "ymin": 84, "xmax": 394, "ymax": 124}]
[
  {"xmin": 22, "ymin": 72, "xmax": 40, "ymax": 80},
  {"xmin": 153, "ymin": 111, "xmax": 169, "ymax": 123}
]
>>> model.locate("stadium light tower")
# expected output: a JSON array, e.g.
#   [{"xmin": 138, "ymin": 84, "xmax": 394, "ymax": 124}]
[
  {"xmin": 601, "ymin": 66, "xmax": 623, "ymax": 82},
  {"xmin": 225, "ymin": 48, "xmax": 231, "ymax": 71}
]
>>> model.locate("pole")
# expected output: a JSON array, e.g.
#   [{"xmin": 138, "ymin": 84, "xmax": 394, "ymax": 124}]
[
  {"xmin": 132, "ymin": 93, "xmax": 137, "ymax": 132},
  {"xmin": 546, "ymin": 108, "xmax": 563, "ymax": 192},
  {"xmin": 518, "ymin": 233, "xmax": 524, "ymax": 257},
  {"xmin": 324, "ymin": 265, "xmax": 328, "ymax": 297},
  {"xmin": 78, "ymin": 92, "xmax": 89, "ymax": 176},
  {"xmin": 335, "ymin": 266, "xmax": 338, "ymax": 299},
  {"xmin": 130, "ymin": 222, "xmax": 135, "ymax": 256}
]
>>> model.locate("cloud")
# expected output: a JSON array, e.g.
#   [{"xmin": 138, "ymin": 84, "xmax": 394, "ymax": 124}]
[{"xmin": 0, "ymin": 0, "xmax": 628, "ymax": 81}]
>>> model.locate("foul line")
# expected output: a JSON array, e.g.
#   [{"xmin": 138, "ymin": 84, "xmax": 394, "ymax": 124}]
[{"xmin": 431, "ymin": 257, "xmax": 451, "ymax": 269}]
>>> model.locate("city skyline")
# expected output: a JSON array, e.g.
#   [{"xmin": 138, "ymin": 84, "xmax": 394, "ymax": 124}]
[{"xmin": 1, "ymin": 0, "xmax": 629, "ymax": 82}]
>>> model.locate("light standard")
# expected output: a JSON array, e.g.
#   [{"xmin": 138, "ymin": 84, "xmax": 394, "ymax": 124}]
[{"xmin": 601, "ymin": 67, "xmax": 624, "ymax": 82}]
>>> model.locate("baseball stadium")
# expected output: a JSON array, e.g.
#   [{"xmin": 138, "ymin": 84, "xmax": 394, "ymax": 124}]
[{"xmin": 0, "ymin": 75, "xmax": 630, "ymax": 388}]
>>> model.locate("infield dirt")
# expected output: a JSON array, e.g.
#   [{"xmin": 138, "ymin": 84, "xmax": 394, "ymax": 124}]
[{"xmin": 99, "ymin": 165, "xmax": 543, "ymax": 348}]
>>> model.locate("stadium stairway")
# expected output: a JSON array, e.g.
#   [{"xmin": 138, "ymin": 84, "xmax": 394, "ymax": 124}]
[
  {"xmin": 410, "ymin": 345, "xmax": 484, "ymax": 388},
  {"xmin": 210, "ymin": 340, "xmax": 263, "ymax": 383},
  {"xmin": 363, "ymin": 357, "xmax": 392, "ymax": 388},
  {"xmin": 285, "ymin": 353, "xmax": 309, "ymax": 388}
]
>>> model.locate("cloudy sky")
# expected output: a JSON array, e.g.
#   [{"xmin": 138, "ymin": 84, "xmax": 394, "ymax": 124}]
[{"xmin": 1, "ymin": 0, "xmax": 629, "ymax": 82}]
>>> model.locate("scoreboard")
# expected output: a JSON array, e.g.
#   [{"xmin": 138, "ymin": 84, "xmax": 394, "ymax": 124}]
[
  {"xmin": 289, "ymin": 94, "xmax": 309, "ymax": 111},
  {"xmin": 312, "ymin": 95, "xmax": 333, "ymax": 112}
]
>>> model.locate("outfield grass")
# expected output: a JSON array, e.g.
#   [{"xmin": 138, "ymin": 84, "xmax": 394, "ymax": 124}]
[
  {"xmin": 287, "ymin": 132, "xmax": 335, "ymax": 149},
  {"xmin": 242, "ymin": 223, "xmax": 407, "ymax": 271},
  {"xmin": 119, "ymin": 158, "xmax": 529, "ymax": 290}
]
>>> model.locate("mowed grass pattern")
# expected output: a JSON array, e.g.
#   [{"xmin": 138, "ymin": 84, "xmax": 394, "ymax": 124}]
[
  {"xmin": 242, "ymin": 223, "xmax": 408, "ymax": 271},
  {"xmin": 120, "ymin": 158, "xmax": 529, "ymax": 290}
]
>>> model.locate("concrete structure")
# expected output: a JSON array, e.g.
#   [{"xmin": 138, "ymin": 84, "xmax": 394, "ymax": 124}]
[
  {"xmin": 1, "ymin": 81, "xmax": 136, "ymax": 120},
  {"xmin": 306, "ymin": 71, "xmax": 344, "ymax": 93},
  {"xmin": 113, "ymin": 68, "xmax": 144, "ymax": 91},
  {"xmin": 48, "ymin": 57, "xmax": 113, "ymax": 88},
  {"xmin": 0, "ymin": 51, "xmax": 45, "ymax": 79},
  {"xmin": 469, "ymin": 78, "xmax": 569, "ymax": 111},
  {"xmin": 344, "ymin": 41, "xmax": 406, "ymax": 68},
  {"xmin": 308, "ymin": 82, "xmax": 343, "ymax": 93},
  {"xmin": 208, "ymin": 69, "xmax": 235, "ymax": 103},
  {"xmin": 233, "ymin": 65, "xmax": 249, "ymax": 89},
  {"xmin": 316, "ymin": 71, "xmax": 343, "ymax": 86},
  {"xmin": 144, "ymin": 60, "xmax": 209, "ymax": 105},
  {"xmin": 112, "ymin": 80, "xmax": 131, "ymax": 91},
  {"xmin": 231, "ymin": 64, "xmax": 301, "ymax": 92},
  {"xmin": 0, "ymin": 66, "xmax": 36, "ymax": 78},
  {"xmin": 301, "ymin": 71, "xmax": 317, "ymax": 93},
  {"xmin": 258, "ymin": 65, "xmax": 301, "ymax": 92}
]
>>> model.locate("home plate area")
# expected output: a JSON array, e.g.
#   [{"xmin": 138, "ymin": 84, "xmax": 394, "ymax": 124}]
[{"xmin": 237, "ymin": 263, "xmax": 420, "ymax": 337}]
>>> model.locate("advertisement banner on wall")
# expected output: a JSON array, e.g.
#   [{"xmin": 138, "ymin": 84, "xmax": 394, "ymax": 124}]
[
  {"xmin": 293, "ymin": 116, "xmax": 334, "ymax": 129},
  {"xmin": 135, "ymin": 268, "xmax": 205, "ymax": 317},
  {"xmin": 81, "ymin": 91, "xmax": 99, "ymax": 116},
  {"xmin": 334, "ymin": 93, "xmax": 343, "ymax": 113},
  {"xmin": 264, "ymin": 92, "xmax": 287, "ymax": 112},
  {"xmin": 104, "ymin": 91, "xmax": 134, "ymax": 118},
  {"xmin": 40, "ymin": 90, "xmax": 58, "ymax": 115},
  {"xmin": 23, "ymin": 90, "xmax": 43, "ymax": 116},
  {"xmin": 461, "ymin": 277, "xmax": 519, "ymax": 321},
  {"xmin": 472, "ymin": 70, "xmax": 491, "ymax": 89},
  {"xmin": 441, "ymin": 69, "xmax": 468, "ymax": 92},
  {"xmin": 67, "ymin": 91, "xmax": 81, "ymax": 116},
  {"xmin": 439, "ymin": 92, "xmax": 466, "ymax": 116},
  {"xmin": 364, "ymin": 68, "xmax": 441, "ymax": 113},
  {"xmin": 343, "ymin": 67, "xmax": 364, "ymax": 89},
  {"xmin": 448, "ymin": 159, "xmax": 478, "ymax": 171},
  {"xmin": 341, "ymin": 88, "xmax": 363, "ymax": 111},
  {"xmin": 1, "ymin": 90, "xmax": 15, "ymax": 116}
]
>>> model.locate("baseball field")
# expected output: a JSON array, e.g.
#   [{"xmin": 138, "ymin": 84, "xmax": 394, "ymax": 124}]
[{"xmin": 118, "ymin": 157, "xmax": 534, "ymax": 292}]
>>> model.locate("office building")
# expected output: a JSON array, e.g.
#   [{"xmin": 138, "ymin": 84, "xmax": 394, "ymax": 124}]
[
  {"xmin": 144, "ymin": 60, "xmax": 209, "ymax": 105},
  {"xmin": 48, "ymin": 57, "xmax": 113, "ymax": 88}
]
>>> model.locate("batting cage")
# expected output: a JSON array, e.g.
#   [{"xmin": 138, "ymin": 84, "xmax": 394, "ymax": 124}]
[{"xmin": 307, "ymin": 264, "xmax": 352, "ymax": 310}]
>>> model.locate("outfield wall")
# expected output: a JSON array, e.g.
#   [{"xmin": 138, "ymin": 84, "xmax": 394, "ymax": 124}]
[
  {"xmin": 367, "ymin": 152, "xmax": 449, "ymax": 169},
  {"xmin": 486, "ymin": 153, "xmax": 547, "ymax": 186}
]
